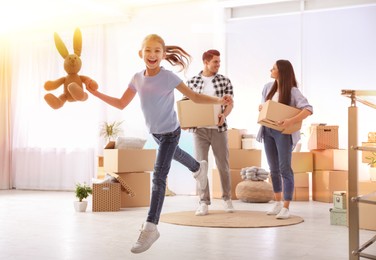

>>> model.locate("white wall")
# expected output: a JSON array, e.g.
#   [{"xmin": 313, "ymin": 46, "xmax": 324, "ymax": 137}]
[{"xmin": 224, "ymin": 3, "xmax": 376, "ymax": 180}]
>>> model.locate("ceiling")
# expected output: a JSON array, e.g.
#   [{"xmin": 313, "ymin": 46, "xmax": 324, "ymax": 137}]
[
  {"xmin": 0, "ymin": 0, "xmax": 294, "ymax": 35},
  {"xmin": 0, "ymin": 0, "xmax": 195, "ymax": 34}
]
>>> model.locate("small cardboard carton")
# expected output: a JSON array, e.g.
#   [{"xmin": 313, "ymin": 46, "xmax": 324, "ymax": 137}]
[
  {"xmin": 92, "ymin": 182, "xmax": 121, "ymax": 212},
  {"xmin": 92, "ymin": 172, "xmax": 135, "ymax": 212},
  {"xmin": 118, "ymin": 172, "xmax": 151, "ymax": 208},
  {"xmin": 103, "ymin": 141, "xmax": 156, "ymax": 173},
  {"xmin": 294, "ymin": 172, "xmax": 309, "ymax": 188},
  {"xmin": 228, "ymin": 149, "xmax": 262, "ymax": 169},
  {"xmin": 227, "ymin": 128, "xmax": 248, "ymax": 149},
  {"xmin": 312, "ymin": 170, "xmax": 348, "ymax": 203},
  {"xmin": 292, "ymin": 152, "xmax": 313, "ymax": 172},
  {"xmin": 359, "ymin": 181, "xmax": 376, "ymax": 231},
  {"xmin": 258, "ymin": 100, "xmax": 302, "ymax": 134},
  {"xmin": 308, "ymin": 125, "xmax": 339, "ymax": 150},
  {"xmin": 177, "ymin": 99, "xmax": 221, "ymax": 128},
  {"xmin": 311, "ymin": 149, "xmax": 348, "ymax": 171},
  {"xmin": 293, "ymin": 187, "xmax": 309, "ymax": 201}
]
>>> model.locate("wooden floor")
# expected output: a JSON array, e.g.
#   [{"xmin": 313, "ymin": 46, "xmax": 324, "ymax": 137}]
[{"xmin": 0, "ymin": 190, "xmax": 375, "ymax": 260}]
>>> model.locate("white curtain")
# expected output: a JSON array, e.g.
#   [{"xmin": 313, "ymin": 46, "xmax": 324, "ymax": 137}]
[
  {"xmin": 11, "ymin": 26, "xmax": 106, "ymax": 190},
  {"xmin": 0, "ymin": 38, "xmax": 11, "ymax": 189}
]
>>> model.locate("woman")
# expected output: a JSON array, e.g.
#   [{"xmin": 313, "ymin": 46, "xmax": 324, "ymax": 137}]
[{"xmin": 256, "ymin": 60, "xmax": 313, "ymax": 219}]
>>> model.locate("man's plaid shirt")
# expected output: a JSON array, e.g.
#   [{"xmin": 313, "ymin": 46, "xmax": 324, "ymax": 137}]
[{"xmin": 186, "ymin": 71, "xmax": 234, "ymax": 132}]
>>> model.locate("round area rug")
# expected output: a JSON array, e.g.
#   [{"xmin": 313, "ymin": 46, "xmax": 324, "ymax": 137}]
[{"xmin": 160, "ymin": 210, "xmax": 303, "ymax": 228}]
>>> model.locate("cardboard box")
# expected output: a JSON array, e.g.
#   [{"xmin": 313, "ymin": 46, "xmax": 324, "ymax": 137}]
[
  {"xmin": 333, "ymin": 191, "xmax": 347, "ymax": 210},
  {"xmin": 177, "ymin": 99, "xmax": 221, "ymax": 128},
  {"xmin": 257, "ymin": 100, "xmax": 302, "ymax": 134},
  {"xmin": 92, "ymin": 173, "xmax": 135, "ymax": 212},
  {"xmin": 118, "ymin": 172, "xmax": 151, "ymax": 208},
  {"xmin": 104, "ymin": 141, "xmax": 156, "ymax": 173},
  {"xmin": 312, "ymin": 170, "xmax": 348, "ymax": 203},
  {"xmin": 293, "ymin": 187, "xmax": 309, "ymax": 201},
  {"xmin": 292, "ymin": 152, "xmax": 313, "ymax": 172},
  {"xmin": 98, "ymin": 156, "xmax": 104, "ymax": 167},
  {"xmin": 294, "ymin": 172, "xmax": 309, "ymax": 188},
  {"xmin": 228, "ymin": 149, "xmax": 262, "ymax": 169},
  {"xmin": 92, "ymin": 183, "xmax": 122, "ymax": 212},
  {"xmin": 359, "ymin": 181, "xmax": 376, "ymax": 231},
  {"xmin": 212, "ymin": 168, "xmax": 242, "ymax": 199},
  {"xmin": 228, "ymin": 128, "xmax": 248, "ymax": 149},
  {"xmin": 361, "ymin": 142, "xmax": 376, "ymax": 164},
  {"xmin": 308, "ymin": 125, "xmax": 339, "ymax": 150},
  {"xmin": 312, "ymin": 149, "xmax": 348, "ymax": 171},
  {"xmin": 242, "ymin": 134, "xmax": 257, "ymax": 149},
  {"xmin": 330, "ymin": 208, "xmax": 347, "ymax": 226}
]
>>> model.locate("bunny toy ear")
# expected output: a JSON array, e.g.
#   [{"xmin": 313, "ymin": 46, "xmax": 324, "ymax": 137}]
[
  {"xmin": 73, "ymin": 28, "xmax": 82, "ymax": 57},
  {"xmin": 54, "ymin": 32, "xmax": 69, "ymax": 59}
]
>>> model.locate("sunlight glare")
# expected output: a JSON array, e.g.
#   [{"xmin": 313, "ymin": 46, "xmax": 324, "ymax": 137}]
[{"xmin": 0, "ymin": 0, "xmax": 127, "ymax": 35}]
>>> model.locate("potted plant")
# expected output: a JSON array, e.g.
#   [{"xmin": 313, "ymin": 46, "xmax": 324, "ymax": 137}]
[
  {"xmin": 74, "ymin": 183, "xmax": 92, "ymax": 212},
  {"xmin": 99, "ymin": 120, "xmax": 124, "ymax": 143},
  {"xmin": 365, "ymin": 152, "xmax": 376, "ymax": 182}
]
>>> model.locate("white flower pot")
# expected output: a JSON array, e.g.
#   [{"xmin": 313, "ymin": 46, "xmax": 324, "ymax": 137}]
[{"xmin": 74, "ymin": 201, "xmax": 88, "ymax": 212}]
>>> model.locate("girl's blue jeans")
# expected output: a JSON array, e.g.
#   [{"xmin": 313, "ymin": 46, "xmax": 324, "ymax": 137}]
[
  {"xmin": 147, "ymin": 127, "xmax": 200, "ymax": 224},
  {"xmin": 263, "ymin": 127, "xmax": 294, "ymax": 201}
]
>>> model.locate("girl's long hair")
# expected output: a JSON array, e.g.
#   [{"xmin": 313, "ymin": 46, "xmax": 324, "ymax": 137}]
[
  {"xmin": 141, "ymin": 34, "xmax": 191, "ymax": 72},
  {"xmin": 266, "ymin": 59, "xmax": 298, "ymax": 105}
]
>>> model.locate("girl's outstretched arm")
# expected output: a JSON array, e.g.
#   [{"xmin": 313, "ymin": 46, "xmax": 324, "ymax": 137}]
[
  {"xmin": 176, "ymin": 82, "xmax": 232, "ymax": 106},
  {"xmin": 88, "ymin": 86, "xmax": 136, "ymax": 110}
]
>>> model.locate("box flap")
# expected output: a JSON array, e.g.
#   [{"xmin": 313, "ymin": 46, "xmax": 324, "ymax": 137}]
[
  {"xmin": 108, "ymin": 172, "xmax": 135, "ymax": 197},
  {"xmin": 104, "ymin": 141, "xmax": 116, "ymax": 149}
]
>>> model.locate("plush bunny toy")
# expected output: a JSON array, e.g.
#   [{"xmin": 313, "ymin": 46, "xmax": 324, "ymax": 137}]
[{"xmin": 44, "ymin": 28, "xmax": 98, "ymax": 109}]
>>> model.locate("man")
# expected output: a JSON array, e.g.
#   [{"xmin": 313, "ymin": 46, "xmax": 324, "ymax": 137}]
[{"xmin": 186, "ymin": 49, "xmax": 234, "ymax": 216}]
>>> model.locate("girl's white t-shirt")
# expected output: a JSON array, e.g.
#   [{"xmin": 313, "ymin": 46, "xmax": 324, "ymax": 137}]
[{"xmin": 129, "ymin": 67, "xmax": 182, "ymax": 134}]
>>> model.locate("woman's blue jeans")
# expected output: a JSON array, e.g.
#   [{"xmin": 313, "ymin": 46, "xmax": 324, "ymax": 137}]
[
  {"xmin": 263, "ymin": 127, "xmax": 294, "ymax": 201},
  {"xmin": 147, "ymin": 127, "xmax": 200, "ymax": 224}
]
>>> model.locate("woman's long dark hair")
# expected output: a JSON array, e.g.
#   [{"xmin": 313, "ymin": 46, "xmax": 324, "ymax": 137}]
[{"xmin": 266, "ymin": 59, "xmax": 298, "ymax": 105}]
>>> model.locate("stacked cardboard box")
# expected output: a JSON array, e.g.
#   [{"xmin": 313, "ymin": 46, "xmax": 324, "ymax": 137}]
[
  {"xmin": 97, "ymin": 156, "xmax": 105, "ymax": 179},
  {"xmin": 308, "ymin": 125, "xmax": 349, "ymax": 202},
  {"xmin": 92, "ymin": 172, "xmax": 135, "ymax": 212},
  {"xmin": 358, "ymin": 181, "xmax": 376, "ymax": 231},
  {"xmin": 291, "ymin": 152, "xmax": 313, "ymax": 201},
  {"xmin": 97, "ymin": 141, "xmax": 157, "ymax": 208},
  {"xmin": 212, "ymin": 129, "xmax": 262, "ymax": 199}
]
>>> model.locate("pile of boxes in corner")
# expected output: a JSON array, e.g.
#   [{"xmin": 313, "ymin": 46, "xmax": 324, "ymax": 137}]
[
  {"xmin": 305, "ymin": 124, "xmax": 349, "ymax": 225},
  {"xmin": 92, "ymin": 141, "xmax": 156, "ymax": 212},
  {"xmin": 307, "ymin": 124, "xmax": 375, "ymax": 230}
]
